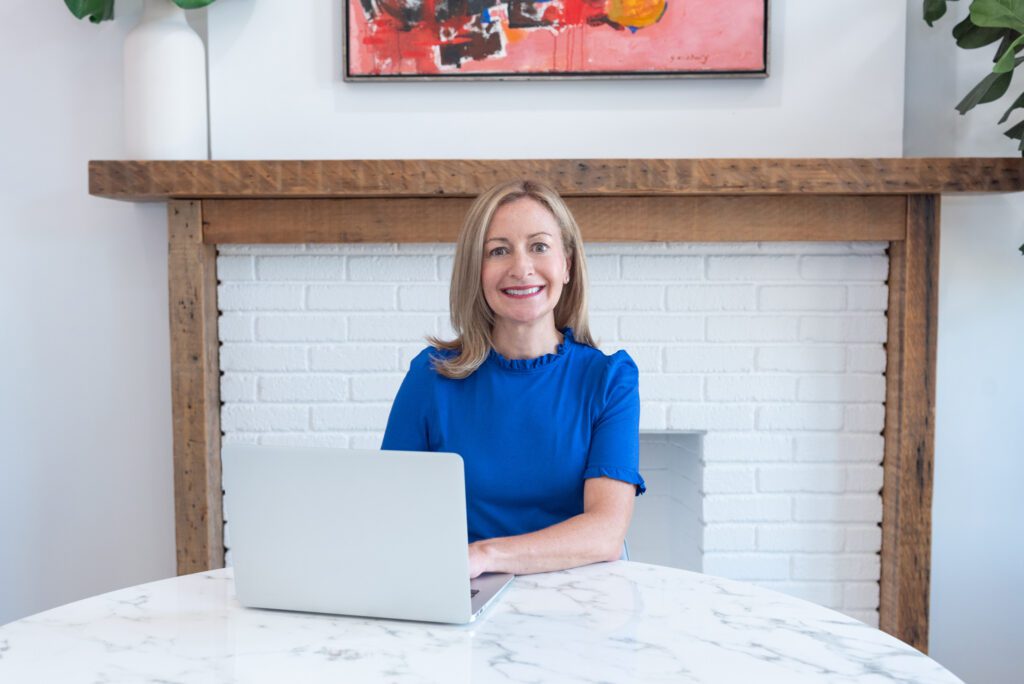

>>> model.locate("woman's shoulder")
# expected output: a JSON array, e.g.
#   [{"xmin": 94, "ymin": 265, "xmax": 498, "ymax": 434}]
[{"xmin": 568, "ymin": 335, "xmax": 638, "ymax": 384}]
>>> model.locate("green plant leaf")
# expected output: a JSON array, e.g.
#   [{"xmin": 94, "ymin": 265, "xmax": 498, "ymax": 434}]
[
  {"xmin": 173, "ymin": 0, "xmax": 217, "ymax": 8},
  {"xmin": 925, "ymin": 0, "xmax": 951, "ymax": 26},
  {"xmin": 994, "ymin": 33, "xmax": 1024, "ymax": 69},
  {"xmin": 970, "ymin": 0, "xmax": 1024, "ymax": 32},
  {"xmin": 953, "ymin": 16, "xmax": 1006, "ymax": 46},
  {"xmin": 956, "ymin": 69, "xmax": 1014, "ymax": 112},
  {"xmin": 998, "ymin": 90, "xmax": 1024, "ymax": 121},
  {"xmin": 64, "ymin": 0, "xmax": 114, "ymax": 23},
  {"xmin": 993, "ymin": 28, "xmax": 1024, "ymax": 61},
  {"xmin": 1004, "ymin": 118, "xmax": 1024, "ymax": 137}
]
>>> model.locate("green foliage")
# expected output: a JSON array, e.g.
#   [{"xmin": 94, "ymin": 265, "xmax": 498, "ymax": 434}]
[{"xmin": 65, "ymin": 0, "xmax": 216, "ymax": 23}]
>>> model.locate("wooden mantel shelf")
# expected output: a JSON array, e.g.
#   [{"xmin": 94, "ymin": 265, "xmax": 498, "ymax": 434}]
[{"xmin": 89, "ymin": 158, "xmax": 1024, "ymax": 200}]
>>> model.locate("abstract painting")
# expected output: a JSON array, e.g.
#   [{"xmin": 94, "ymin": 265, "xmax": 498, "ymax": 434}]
[{"xmin": 344, "ymin": 0, "xmax": 767, "ymax": 80}]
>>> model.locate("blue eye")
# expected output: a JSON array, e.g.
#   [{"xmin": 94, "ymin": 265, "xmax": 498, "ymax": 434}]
[
  {"xmin": 488, "ymin": 246, "xmax": 508, "ymax": 257},
  {"xmin": 532, "ymin": 243, "xmax": 550, "ymax": 253}
]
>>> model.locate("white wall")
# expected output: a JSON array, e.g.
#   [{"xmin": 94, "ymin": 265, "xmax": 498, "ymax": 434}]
[
  {"xmin": 0, "ymin": 1, "xmax": 175, "ymax": 624},
  {"xmin": 905, "ymin": 4, "xmax": 1024, "ymax": 683}
]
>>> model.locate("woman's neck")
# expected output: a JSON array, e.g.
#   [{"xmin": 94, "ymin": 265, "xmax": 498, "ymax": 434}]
[{"xmin": 490, "ymin": 320, "xmax": 563, "ymax": 360}]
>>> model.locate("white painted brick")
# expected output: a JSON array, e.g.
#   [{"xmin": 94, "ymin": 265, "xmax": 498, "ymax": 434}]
[
  {"xmin": 218, "ymin": 284, "xmax": 304, "ymax": 311},
  {"xmin": 258, "ymin": 433, "xmax": 350, "ymax": 448},
  {"xmin": 257, "ymin": 256, "xmax": 346, "ymax": 281},
  {"xmin": 756, "ymin": 242, "xmax": 862, "ymax": 255},
  {"xmin": 221, "ymin": 405, "xmax": 308, "ymax": 432},
  {"xmin": 437, "ymin": 315, "xmax": 455, "ymax": 341},
  {"xmin": 845, "ymin": 405, "xmax": 886, "ymax": 433},
  {"xmin": 703, "ymin": 466, "xmax": 756, "ymax": 493},
  {"xmin": 756, "ymin": 581, "xmax": 844, "ymax": 608},
  {"xmin": 639, "ymin": 374, "xmax": 702, "ymax": 401},
  {"xmin": 620, "ymin": 316, "xmax": 703, "ymax": 342},
  {"xmin": 259, "ymin": 376, "xmax": 347, "ymax": 402},
  {"xmin": 847, "ymin": 346, "xmax": 887, "ymax": 373},
  {"xmin": 849, "ymin": 242, "xmax": 888, "ymax": 254},
  {"xmin": 703, "ymin": 553, "xmax": 790, "ymax": 581},
  {"xmin": 625, "ymin": 346, "xmax": 661, "ymax": 372},
  {"xmin": 307, "ymin": 285, "xmax": 397, "ymax": 311},
  {"xmin": 703, "ymin": 433, "xmax": 794, "ymax": 463},
  {"xmin": 621, "ymin": 256, "xmax": 702, "ymax": 281},
  {"xmin": 845, "ymin": 526, "xmax": 882, "ymax": 552},
  {"xmin": 348, "ymin": 256, "xmax": 436, "ymax": 281},
  {"xmin": 702, "ymin": 524, "xmax": 757, "ymax": 551},
  {"xmin": 220, "ymin": 375, "xmax": 257, "ymax": 402},
  {"xmin": 395, "ymin": 243, "xmax": 454, "ymax": 255},
  {"xmin": 845, "ymin": 465, "xmax": 884, "ymax": 493},
  {"xmin": 844, "ymin": 582, "xmax": 880, "ymax": 609},
  {"xmin": 665, "ymin": 346, "xmax": 755, "ymax": 372},
  {"xmin": 438, "ymin": 256, "xmax": 454, "ymax": 279},
  {"xmin": 793, "ymin": 495, "xmax": 882, "ymax": 523},
  {"xmin": 397, "ymin": 285, "xmax": 449, "ymax": 312},
  {"xmin": 844, "ymin": 610, "xmax": 880, "ymax": 628},
  {"xmin": 758, "ymin": 286, "xmax": 846, "ymax": 311},
  {"xmin": 757, "ymin": 466, "xmax": 845, "ymax": 493},
  {"xmin": 220, "ymin": 344, "xmax": 307, "ymax": 372},
  {"xmin": 219, "ymin": 314, "xmax": 255, "ymax": 342},
  {"xmin": 350, "ymin": 374, "xmax": 405, "ymax": 401},
  {"xmin": 311, "ymin": 404, "xmax": 392, "ymax": 431},
  {"xmin": 756, "ymin": 525, "xmax": 844, "ymax": 552},
  {"xmin": 707, "ymin": 256, "xmax": 799, "ymax": 281},
  {"xmin": 756, "ymin": 346, "xmax": 845, "ymax": 372},
  {"xmin": 668, "ymin": 404, "xmax": 755, "ymax": 431},
  {"xmin": 586, "ymin": 255, "xmax": 619, "ymax": 279},
  {"xmin": 217, "ymin": 255, "xmax": 255, "ymax": 281},
  {"xmin": 707, "ymin": 316, "xmax": 799, "ymax": 342},
  {"xmin": 800, "ymin": 316, "xmax": 887, "ymax": 343},
  {"xmin": 348, "ymin": 315, "xmax": 437, "ymax": 341},
  {"xmin": 219, "ymin": 244, "xmax": 306, "ymax": 256},
  {"xmin": 706, "ymin": 375, "xmax": 797, "ymax": 402},
  {"xmin": 800, "ymin": 255, "xmax": 888, "ymax": 281},
  {"xmin": 306, "ymin": 244, "xmax": 396, "ymax": 255},
  {"xmin": 256, "ymin": 315, "xmax": 347, "ymax": 342},
  {"xmin": 847, "ymin": 285, "xmax": 888, "ymax": 311},
  {"xmin": 221, "ymin": 432, "xmax": 260, "ymax": 446},
  {"xmin": 590, "ymin": 285, "xmax": 664, "ymax": 311},
  {"xmin": 795, "ymin": 434, "xmax": 883, "ymax": 463},
  {"xmin": 798, "ymin": 375, "xmax": 886, "ymax": 402},
  {"xmin": 792, "ymin": 554, "xmax": 880, "ymax": 581},
  {"xmin": 703, "ymin": 495, "xmax": 791, "ymax": 522},
  {"xmin": 756, "ymin": 405, "xmax": 844, "ymax": 431},
  {"xmin": 639, "ymin": 403, "xmax": 668, "ymax": 430},
  {"xmin": 399, "ymin": 344, "xmax": 430, "ymax": 368},
  {"xmin": 588, "ymin": 315, "xmax": 620, "ymax": 343},
  {"xmin": 310, "ymin": 345, "xmax": 399, "ymax": 371},
  {"xmin": 666, "ymin": 285, "xmax": 756, "ymax": 311},
  {"xmin": 586, "ymin": 242, "xmax": 679, "ymax": 255},
  {"xmin": 350, "ymin": 432, "xmax": 386, "ymax": 449}
]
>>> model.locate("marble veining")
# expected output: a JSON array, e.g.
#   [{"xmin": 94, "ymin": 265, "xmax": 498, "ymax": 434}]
[{"xmin": 0, "ymin": 562, "xmax": 962, "ymax": 683}]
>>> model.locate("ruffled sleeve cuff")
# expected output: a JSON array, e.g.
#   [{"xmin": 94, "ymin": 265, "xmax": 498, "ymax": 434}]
[{"xmin": 583, "ymin": 465, "xmax": 647, "ymax": 496}]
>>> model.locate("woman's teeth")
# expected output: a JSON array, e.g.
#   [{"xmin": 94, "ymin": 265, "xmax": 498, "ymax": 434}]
[{"xmin": 503, "ymin": 286, "xmax": 542, "ymax": 296}]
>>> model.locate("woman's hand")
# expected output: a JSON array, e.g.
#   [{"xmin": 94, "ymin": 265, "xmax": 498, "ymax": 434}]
[{"xmin": 468, "ymin": 541, "xmax": 490, "ymax": 579}]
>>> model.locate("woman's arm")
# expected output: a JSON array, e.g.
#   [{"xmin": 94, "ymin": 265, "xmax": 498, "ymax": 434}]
[{"xmin": 468, "ymin": 476, "xmax": 636, "ymax": 578}]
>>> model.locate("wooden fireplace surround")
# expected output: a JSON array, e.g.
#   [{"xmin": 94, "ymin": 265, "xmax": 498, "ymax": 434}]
[{"xmin": 90, "ymin": 158, "xmax": 1024, "ymax": 652}]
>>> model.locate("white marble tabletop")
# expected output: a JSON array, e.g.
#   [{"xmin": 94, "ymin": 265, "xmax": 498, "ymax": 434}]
[{"xmin": 0, "ymin": 562, "xmax": 961, "ymax": 683}]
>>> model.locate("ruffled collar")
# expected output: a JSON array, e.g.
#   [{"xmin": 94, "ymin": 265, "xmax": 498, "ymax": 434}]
[{"xmin": 487, "ymin": 328, "xmax": 575, "ymax": 372}]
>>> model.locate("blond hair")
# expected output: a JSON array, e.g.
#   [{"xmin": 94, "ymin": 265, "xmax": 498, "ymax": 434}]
[{"xmin": 427, "ymin": 180, "xmax": 595, "ymax": 379}]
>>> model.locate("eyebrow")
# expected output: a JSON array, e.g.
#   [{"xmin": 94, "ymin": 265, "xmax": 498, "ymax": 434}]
[{"xmin": 485, "ymin": 232, "xmax": 552, "ymax": 244}]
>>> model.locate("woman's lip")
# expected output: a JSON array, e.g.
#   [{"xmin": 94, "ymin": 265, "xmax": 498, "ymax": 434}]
[{"xmin": 501, "ymin": 285, "xmax": 545, "ymax": 299}]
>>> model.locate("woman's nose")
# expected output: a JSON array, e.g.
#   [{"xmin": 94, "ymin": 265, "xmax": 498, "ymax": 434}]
[{"xmin": 509, "ymin": 249, "xmax": 534, "ymax": 278}]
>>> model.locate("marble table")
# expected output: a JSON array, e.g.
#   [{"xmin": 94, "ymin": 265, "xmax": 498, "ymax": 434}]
[{"xmin": 0, "ymin": 562, "xmax": 961, "ymax": 683}]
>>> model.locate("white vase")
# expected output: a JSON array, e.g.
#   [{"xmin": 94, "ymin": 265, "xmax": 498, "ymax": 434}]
[{"xmin": 123, "ymin": 0, "xmax": 208, "ymax": 160}]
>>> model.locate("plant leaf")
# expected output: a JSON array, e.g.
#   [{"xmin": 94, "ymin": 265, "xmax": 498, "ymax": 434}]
[
  {"xmin": 1004, "ymin": 118, "xmax": 1024, "ymax": 137},
  {"xmin": 994, "ymin": 33, "xmax": 1024, "ymax": 69},
  {"xmin": 173, "ymin": 0, "xmax": 218, "ymax": 8},
  {"xmin": 993, "ymin": 28, "xmax": 1023, "ymax": 61},
  {"xmin": 998, "ymin": 90, "xmax": 1024, "ymax": 121},
  {"xmin": 953, "ymin": 16, "xmax": 1006, "ymax": 46},
  {"xmin": 64, "ymin": 0, "xmax": 114, "ymax": 23},
  {"xmin": 924, "ymin": 0, "xmax": 951, "ymax": 26},
  {"xmin": 970, "ymin": 0, "xmax": 1024, "ymax": 32},
  {"xmin": 957, "ymin": 69, "xmax": 1014, "ymax": 112}
]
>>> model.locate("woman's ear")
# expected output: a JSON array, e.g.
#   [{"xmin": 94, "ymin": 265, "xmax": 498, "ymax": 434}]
[{"xmin": 564, "ymin": 255, "xmax": 572, "ymax": 284}]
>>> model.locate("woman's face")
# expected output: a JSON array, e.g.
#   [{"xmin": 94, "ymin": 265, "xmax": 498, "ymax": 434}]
[{"xmin": 480, "ymin": 197, "xmax": 571, "ymax": 330}]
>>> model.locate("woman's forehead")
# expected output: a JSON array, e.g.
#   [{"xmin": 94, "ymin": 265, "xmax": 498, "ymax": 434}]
[{"xmin": 485, "ymin": 197, "xmax": 560, "ymax": 239}]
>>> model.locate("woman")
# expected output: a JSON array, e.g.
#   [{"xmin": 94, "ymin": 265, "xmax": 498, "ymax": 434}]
[{"xmin": 382, "ymin": 179, "xmax": 645, "ymax": 579}]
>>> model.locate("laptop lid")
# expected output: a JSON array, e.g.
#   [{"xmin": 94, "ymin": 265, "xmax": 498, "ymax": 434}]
[{"xmin": 223, "ymin": 445, "xmax": 491, "ymax": 624}]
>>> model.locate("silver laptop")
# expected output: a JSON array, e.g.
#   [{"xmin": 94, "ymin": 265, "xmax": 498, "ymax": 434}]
[{"xmin": 221, "ymin": 444, "xmax": 514, "ymax": 624}]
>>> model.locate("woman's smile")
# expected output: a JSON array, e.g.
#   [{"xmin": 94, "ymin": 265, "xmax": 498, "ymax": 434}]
[{"xmin": 501, "ymin": 285, "xmax": 545, "ymax": 298}]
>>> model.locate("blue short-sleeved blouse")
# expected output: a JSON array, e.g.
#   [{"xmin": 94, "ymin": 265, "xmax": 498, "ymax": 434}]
[{"xmin": 381, "ymin": 328, "xmax": 646, "ymax": 543}]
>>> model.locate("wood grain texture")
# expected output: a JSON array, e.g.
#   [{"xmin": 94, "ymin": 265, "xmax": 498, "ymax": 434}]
[
  {"xmin": 879, "ymin": 195, "xmax": 939, "ymax": 652},
  {"xmin": 168, "ymin": 200, "xmax": 225, "ymax": 575},
  {"xmin": 202, "ymin": 196, "xmax": 907, "ymax": 244},
  {"xmin": 90, "ymin": 158, "xmax": 1024, "ymax": 201}
]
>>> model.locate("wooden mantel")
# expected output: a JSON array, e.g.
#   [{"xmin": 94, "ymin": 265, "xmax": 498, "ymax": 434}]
[{"xmin": 90, "ymin": 158, "xmax": 1024, "ymax": 653}]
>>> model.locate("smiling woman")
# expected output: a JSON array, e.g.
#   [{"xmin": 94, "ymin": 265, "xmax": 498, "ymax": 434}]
[{"xmin": 381, "ymin": 180, "xmax": 646, "ymax": 579}]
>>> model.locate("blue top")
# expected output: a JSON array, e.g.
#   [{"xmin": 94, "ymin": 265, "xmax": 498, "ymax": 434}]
[{"xmin": 381, "ymin": 328, "xmax": 646, "ymax": 543}]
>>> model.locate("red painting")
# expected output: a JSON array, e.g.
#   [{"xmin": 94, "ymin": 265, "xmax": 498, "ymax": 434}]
[{"xmin": 345, "ymin": 0, "xmax": 767, "ymax": 80}]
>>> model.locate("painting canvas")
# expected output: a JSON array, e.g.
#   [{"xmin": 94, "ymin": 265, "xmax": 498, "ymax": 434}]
[{"xmin": 344, "ymin": 0, "xmax": 767, "ymax": 80}]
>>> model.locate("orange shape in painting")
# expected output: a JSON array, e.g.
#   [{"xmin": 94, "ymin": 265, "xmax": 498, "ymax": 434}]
[{"xmin": 606, "ymin": 0, "xmax": 667, "ymax": 29}]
